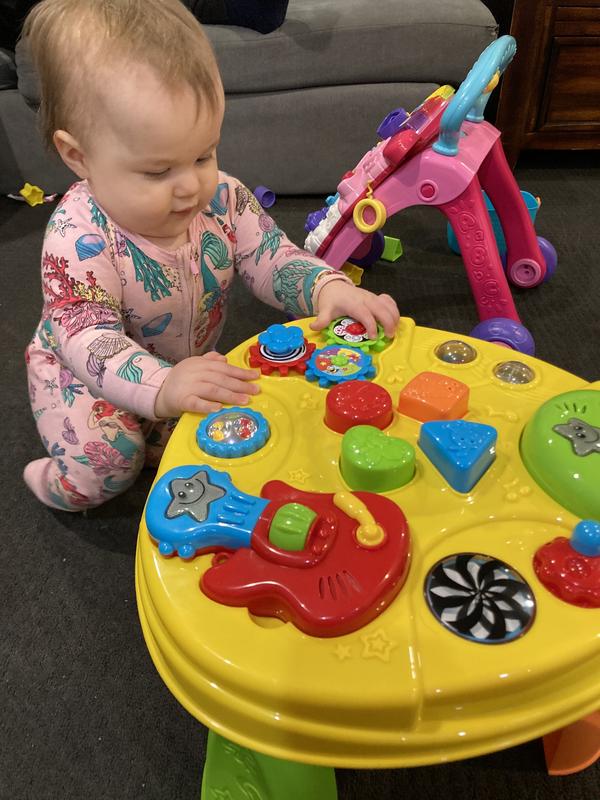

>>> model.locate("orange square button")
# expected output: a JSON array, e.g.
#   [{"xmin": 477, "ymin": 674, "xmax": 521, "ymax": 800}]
[{"xmin": 397, "ymin": 371, "xmax": 469, "ymax": 422}]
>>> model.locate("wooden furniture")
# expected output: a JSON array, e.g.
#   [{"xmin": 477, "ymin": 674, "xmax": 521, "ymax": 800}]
[{"xmin": 496, "ymin": 0, "xmax": 600, "ymax": 166}]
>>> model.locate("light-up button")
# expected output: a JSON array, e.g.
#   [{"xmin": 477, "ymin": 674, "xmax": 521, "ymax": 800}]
[{"xmin": 196, "ymin": 408, "xmax": 270, "ymax": 458}]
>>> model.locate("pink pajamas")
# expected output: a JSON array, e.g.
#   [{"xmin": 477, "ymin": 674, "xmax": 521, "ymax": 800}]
[{"xmin": 25, "ymin": 175, "xmax": 350, "ymax": 510}]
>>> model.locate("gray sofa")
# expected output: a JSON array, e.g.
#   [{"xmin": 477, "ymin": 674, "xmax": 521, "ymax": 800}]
[{"xmin": 0, "ymin": 0, "xmax": 498, "ymax": 195}]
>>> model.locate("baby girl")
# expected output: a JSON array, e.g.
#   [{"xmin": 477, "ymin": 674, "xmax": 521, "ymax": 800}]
[{"xmin": 22, "ymin": 0, "xmax": 399, "ymax": 511}]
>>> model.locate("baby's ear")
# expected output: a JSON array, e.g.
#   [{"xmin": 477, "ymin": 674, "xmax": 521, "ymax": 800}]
[{"xmin": 53, "ymin": 130, "xmax": 89, "ymax": 179}]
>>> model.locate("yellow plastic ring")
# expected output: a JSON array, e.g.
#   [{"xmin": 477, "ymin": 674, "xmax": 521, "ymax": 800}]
[{"xmin": 353, "ymin": 198, "xmax": 387, "ymax": 234}]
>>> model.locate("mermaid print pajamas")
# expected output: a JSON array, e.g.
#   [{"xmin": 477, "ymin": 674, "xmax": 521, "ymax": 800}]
[{"xmin": 25, "ymin": 174, "xmax": 350, "ymax": 509}]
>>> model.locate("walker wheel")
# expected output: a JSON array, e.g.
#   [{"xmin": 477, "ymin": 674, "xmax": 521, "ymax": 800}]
[
  {"xmin": 506, "ymin": 258, "xmax": 543, "ymax": 288},
  {"xmin": 505, "ymin": 236, "xmax": 558, "ymax": 288},
  {"xmin": 353, "ymin": 198, "xmax": 387, "ymax": 234},
  {"xmin": 470, "ymin": 317, "xmax": 535, "ymax": 355},
  {"xmin": 349, "ymin": 231, "xmax": 386, "ymax": 268},
  {"xmin": 537, "ymin": 236, "xmax": 557, "ymax": 282}
]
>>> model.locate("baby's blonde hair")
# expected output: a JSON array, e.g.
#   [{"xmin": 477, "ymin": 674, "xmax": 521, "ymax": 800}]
[{"xmin": 22, "ymin": 0, "xmax": 223, "ymax": 150}]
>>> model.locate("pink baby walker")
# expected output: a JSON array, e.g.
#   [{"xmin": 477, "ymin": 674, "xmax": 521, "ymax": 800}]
[{"xmin": 304, "ymin": 36, "xmax": 556, "ymax": 355}]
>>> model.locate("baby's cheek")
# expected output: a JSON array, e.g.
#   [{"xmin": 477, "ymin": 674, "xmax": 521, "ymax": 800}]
[
  {"xmin": 143, "ymin": 185, "xmax": 170, "ymax": 217},
  {"xmin": 203, "ymin": 173, "xmax": 219, "ymax": 206}
]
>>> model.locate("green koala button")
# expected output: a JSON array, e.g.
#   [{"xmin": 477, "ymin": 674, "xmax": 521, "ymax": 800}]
[
  {"xmin": 340, "ymin": 425, "xmax": 415, "ymax": 493},
  {"xmin": 521, "ymin": 389, "xmax": 600, "ymax": 520}
]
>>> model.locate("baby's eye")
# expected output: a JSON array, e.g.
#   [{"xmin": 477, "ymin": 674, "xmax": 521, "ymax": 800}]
[{"xmin": 144, "ymin": 168, "xmax": 170, "ymax": 179}]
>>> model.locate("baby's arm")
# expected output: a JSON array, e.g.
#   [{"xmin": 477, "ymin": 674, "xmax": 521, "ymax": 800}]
[
  {"xmin": 41, "ymin": 198, "xmax": 257, "ymax": 420},
  {"xmin": 230, "ymin": 179, "xmax": 352, "ymax": 317},
  {"xmin": 228, "ymin": 179, "xmax": 399, "ymax": 336},
  {"xmin": 40, "ymin": 227, "xmax": 170, "ymax": 419}
]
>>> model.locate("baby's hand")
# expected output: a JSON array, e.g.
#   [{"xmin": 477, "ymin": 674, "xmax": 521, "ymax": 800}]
[
  {"xmin": 154, "ymin": 352, "xmax": 261, "ymax": 418},
  {"xmin": 310, "ymin": 280, "xmax": 399, "ymax": 340}
]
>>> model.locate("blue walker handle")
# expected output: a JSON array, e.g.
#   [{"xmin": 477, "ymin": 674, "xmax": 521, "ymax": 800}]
[{"xmin": 433, "ymin": 35, "xmax": 517, "ymax": 157}]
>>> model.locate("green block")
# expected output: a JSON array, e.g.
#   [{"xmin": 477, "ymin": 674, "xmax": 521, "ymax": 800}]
[
  {"xmin": 268, "ymin": 502, "xmax": 316, "ymax": 550},
  {"xmin": 382, "ymin": 236, "xmax": 403, "ymax": 262},
  {"xmin": 340, "ymin": 425, "xmax": 415, "ymax": 492}
]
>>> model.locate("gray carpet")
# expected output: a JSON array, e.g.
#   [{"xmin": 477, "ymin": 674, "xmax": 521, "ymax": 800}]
[{"xmin": 1, "ymin": 151, "xmax": 599, "ymax": 800}]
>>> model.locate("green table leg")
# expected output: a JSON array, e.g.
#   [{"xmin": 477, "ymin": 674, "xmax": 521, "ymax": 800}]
[{"xmin": 201, "ymin": 730, "xmax": 338, "ymax": 800}]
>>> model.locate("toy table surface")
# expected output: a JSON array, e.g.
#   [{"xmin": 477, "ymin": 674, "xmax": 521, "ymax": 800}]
[{"xmin": 136, "ymin": 318, "xmax": 600, "ymax": 769}]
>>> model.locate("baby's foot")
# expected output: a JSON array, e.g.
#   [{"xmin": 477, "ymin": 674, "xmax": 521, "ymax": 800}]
[{"xmin": 23, "ymin": 458, "xmax": 80, "ymax": 512}]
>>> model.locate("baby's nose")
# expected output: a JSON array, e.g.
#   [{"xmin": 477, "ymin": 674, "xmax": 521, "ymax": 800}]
[{"xmin": 174, "ymin": 169, "xmax": 202, "ymax": 199}]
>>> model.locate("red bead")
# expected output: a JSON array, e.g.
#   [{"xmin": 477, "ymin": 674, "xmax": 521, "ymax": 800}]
[{"xmin": 325, "ymin": 380, "xmax": 393, "ymax": 434}]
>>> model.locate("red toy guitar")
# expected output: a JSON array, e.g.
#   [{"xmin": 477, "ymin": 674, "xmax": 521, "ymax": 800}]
[{"xmin": 201, "ymin": 480, "xmax": 411, "ymax": 637}]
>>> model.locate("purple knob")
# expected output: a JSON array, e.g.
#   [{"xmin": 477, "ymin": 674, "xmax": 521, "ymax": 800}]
[
  {"xmin": 254, "ymin": 186, "xmax": 276, "ymax": 209},
  {"xmin": 304, "ymin": 207, "xmax": 328, "ymax": 233},
  {"xmin": 377, "ymin": 108, "xmax": 409, "ymax": 139}
]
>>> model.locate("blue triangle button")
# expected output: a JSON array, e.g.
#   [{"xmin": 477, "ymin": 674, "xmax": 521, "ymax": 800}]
[{"xmin": 418, "ymin": 419, "xmax": 497, "ymax": 493}]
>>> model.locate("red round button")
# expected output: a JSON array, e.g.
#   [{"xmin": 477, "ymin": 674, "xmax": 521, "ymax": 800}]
[
  {"xmin": 533, "ymin": 537, "xmax": 600, "ymax": 608},
  {"xmin": 325, "ymin": 380, "xmax": 393, "ymax": 433}
]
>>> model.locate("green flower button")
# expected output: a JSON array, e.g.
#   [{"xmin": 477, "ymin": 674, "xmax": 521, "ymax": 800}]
[
  {"xmin": 521, "ymin": 389, "xmax": 600, "ymax": 520},
  {"xmin": 340, "ymin": 425, "xmax": 415, "ymax": 492}
]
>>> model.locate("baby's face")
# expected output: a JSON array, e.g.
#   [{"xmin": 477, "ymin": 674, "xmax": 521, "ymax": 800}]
[{"xmin": 82, "ymin": 64, "xmax": 225, "ymax": 247}]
